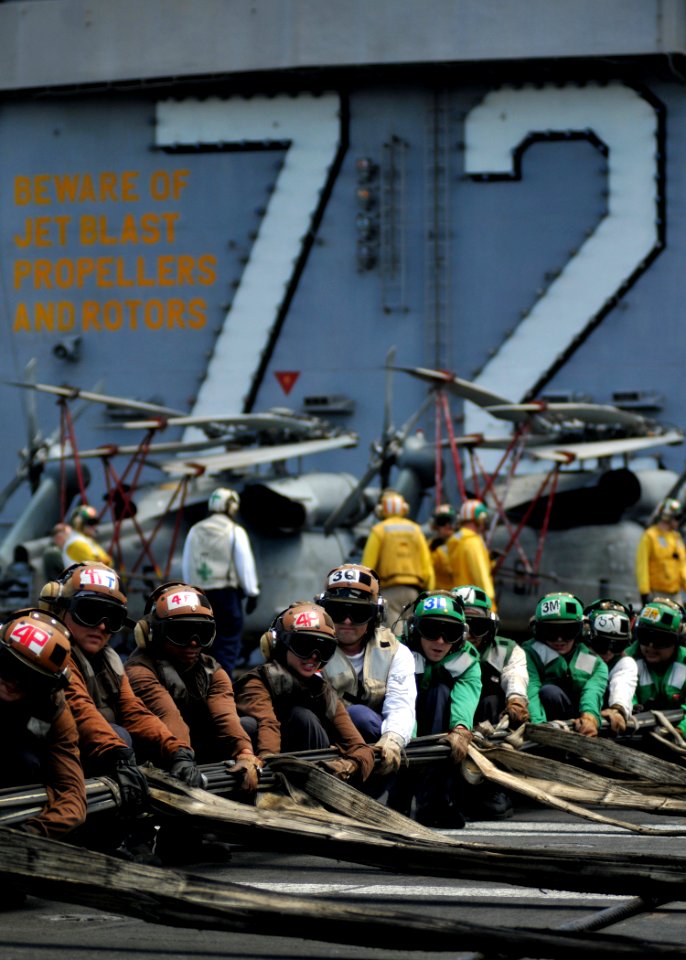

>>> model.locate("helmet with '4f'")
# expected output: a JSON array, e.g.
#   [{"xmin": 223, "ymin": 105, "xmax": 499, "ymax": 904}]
[{"xmin": 263, "ymin": 601, "xmax": 338, "ymax": 667}]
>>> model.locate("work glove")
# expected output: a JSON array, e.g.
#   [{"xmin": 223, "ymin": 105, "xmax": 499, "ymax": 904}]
[
  {"xmin": 318, "ymin": 757, "xmax": 359, "ymax": 782},
  {"xmin": 245, "ymin": 595, "xmax": 259, "ymax": 615},
  {"xmin": 107, "ymin": 747, "xmax": 150, "ymax": 815},
  {"xmin": 504, "ymin": 696, "xmax": 530, "ymax": 726},
  {"xmin": 374, "ymin": 731, "xmax": 404, "ymax": 776},
  {"xmin": 227, "ymin": 751, "xmax": 263, "ymax": 792},
  {"xmin": 601, "ymin": 705, "xmax": 627, "ymax": 735},
  {"xmin": 440, "ymin": 726, "xmax": 473, "ymax": 764},
  {"xmin": 573, "ymin": 713, "xmax": 599, "ymax": 738},
  {"xmin": 169, "ymin": 747, "xmax": 206, "ymax": 787}
]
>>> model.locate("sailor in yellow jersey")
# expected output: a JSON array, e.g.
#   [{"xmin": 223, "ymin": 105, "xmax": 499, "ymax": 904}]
[
  {"xmin": 361, "ymin": 490, "xmax": 434, "ymax": 629},
  {"xmin": 428, "ymin": 503, "xmax": 457, "ymax": 591},
  {"xmin": 635, "ymin": 498, "xmax": 686, "ymax": 605},
  {"xmin": 447, "ymin": 500, "xmax": 497, "ymax": 611},
  {"xmin": 62, "ymin": 505, "xmax": 113, "ymax": 568}
]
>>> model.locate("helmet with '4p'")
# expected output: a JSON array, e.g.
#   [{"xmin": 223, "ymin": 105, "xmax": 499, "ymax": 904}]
[{"xmin": 0, "ymin": 608, "xmax": 71, "ymax": 692}]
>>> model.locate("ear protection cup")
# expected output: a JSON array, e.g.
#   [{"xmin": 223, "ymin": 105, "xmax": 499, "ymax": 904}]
[
  {"xmin": 259, "ymin": 629, "xmax": 277, "ymax": 661},
  {"xmin": 38, "ymin": 579, "xmax": 63, "ymax": 611},
  {"xmin": 134, "ymin": 619, "xmax": 151, "ymax": 650}
]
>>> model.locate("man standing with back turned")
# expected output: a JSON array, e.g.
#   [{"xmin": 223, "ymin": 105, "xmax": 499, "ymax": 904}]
[{"xmin": 182, "ymin": 488, "xmax": 260, "ymax": 677}]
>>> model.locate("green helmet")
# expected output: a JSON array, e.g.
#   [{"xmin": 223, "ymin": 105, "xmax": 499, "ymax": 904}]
[
  {"xmin": 636, "ymin": 598, "xmax": 683, "ymax": 635},
  {"xmin": 407, "ymin": 591, "xmax": 466, "ymax": 652},
  {"xmin": 534, "ymin": 592, "xmax": 584, "ymax": 623},
  {"xmin": 451, "ymin": 584, "xmax": 492, "ymax": 613},
  {"xmin": 432, "ymin": 503, "xmax": 457, "ymax": 526},
  {"xmin": 414, "ymin": 591, "xmax": 466, "ymax": 623}
]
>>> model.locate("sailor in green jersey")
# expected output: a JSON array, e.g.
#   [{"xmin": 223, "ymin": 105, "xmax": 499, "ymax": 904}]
[
  {"xmin": 451, "ymin": 584, "xmax": 530, "ymax": 728},
  {"xmin": 584, "ymin": 598, "xmax": 637, "ymax": 735},
  {"xmin": 523, "ymin": 592, "xmax": 608, "ymax": 736},
  {"xmin": 389, "ymin": 590, "xmax": 482, "ymax": 828},
  {"xmin": 626, "ymin": 598, "xmax": 686, "ymax": 737}
]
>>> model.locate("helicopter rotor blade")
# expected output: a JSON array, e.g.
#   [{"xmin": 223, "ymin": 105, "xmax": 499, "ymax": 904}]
[{"xmin": 4, "ymin": 380, "xmax": 186, "ymax": 418}]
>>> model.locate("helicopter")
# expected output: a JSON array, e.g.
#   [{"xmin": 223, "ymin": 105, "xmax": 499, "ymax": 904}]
[
  {"xmin": 384, "ymin": 364, "xmax": 686, "ymax": 634},
  {"xmin": 0, "ymin": 355, "xmax": 436, "ymax": 637},
  {"xmin": 1, "ymin": 355, "xmax": 685, "ymax": 640}
]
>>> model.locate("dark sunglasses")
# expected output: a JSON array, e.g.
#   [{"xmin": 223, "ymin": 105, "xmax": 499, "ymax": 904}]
[
  {"xmin": 69, "ymin": 597, "xmax": 128, "ymax": 634},
  {"xmin": 417, "ymin": 618, "xmax": 464, "ymax": 646},
  {"xmin": 320, "ymin": 599, "xmax": 375, "ymax": 625},
  {"xmin": 466, "ymin": 616, "xmax": 495, "ymax": 639},
  {"xmin": 282, "ymin": 632, "xmax": 338, "ymax": 665},
  {"xmin": 159, "ymin": 618, "xmax": 216, "ymax": 649},
  {"xmin": 636, "ymin": 628, "xmax": 677, "ymax": 651},
  {"xmin": 536, "ymin": 621, "xmax": 582, "ymax": 644},
  {"xmin": 589, "ymin": 635, "xmax": 629, "ymax": 655}
]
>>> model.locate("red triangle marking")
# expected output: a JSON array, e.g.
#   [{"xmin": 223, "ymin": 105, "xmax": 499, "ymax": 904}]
[{"xmin": 275, "ymin": 371, "xmax": 300, "ymax": 395}]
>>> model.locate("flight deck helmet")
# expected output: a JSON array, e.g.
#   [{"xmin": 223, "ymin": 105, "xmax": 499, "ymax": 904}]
[
  {"xmin": 71, "ymin": 504, "xmax": 99, "ymax": 532},
  {"xmin": 316, "ymin": 563, "xmax": 386, "ymax": 629},
  {"xmin": 533, "ymin": 592, "xmax": 585, "ymax": 646},
  {"xmin": 263, "ymin": 601, "xmax": 338, "ymax": 667},
  {"xmin": 208, "ymin": 488, "xmax": 240, "ymax": 517},
  {"xmin": 452, "ymin": 584, "xmax": 498, "ymax": 649},
  {"xmin": 135, "ymin": 581, "xmax": 216, "ymax": 650},
  {"xmin": 634, "ymin": 598, "xmax": 684, "ymax": 651},
  {"xmin": 584, "ymin": 599, "xmax": 632, "ymax": 655},
  {"xmin": 458, "ymin": 499, "xmax": 488, "ymax": 527},
  {"xmin": 405, "ymin": 590, "xmax": 467, "ymax": 652},
  {"xmin": 0, "ymin": 608, "xmax": 71, "ymax": 693}
]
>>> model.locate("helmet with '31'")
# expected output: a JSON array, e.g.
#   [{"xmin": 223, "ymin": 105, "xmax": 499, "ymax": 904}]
[{"xmin": 404, "ymin": 590, "xmax": 467, "ymax": 653}]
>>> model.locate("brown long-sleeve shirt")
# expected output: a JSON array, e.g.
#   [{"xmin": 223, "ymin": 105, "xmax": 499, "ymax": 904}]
[
  {"xmin": 125, "ymin": 650, "xmax": 253, "ymax": 763},
  {"xmin": 65, "ymin": 646, "xmax": 189, "ymax": 769},
  {"xmin": 2, "ymin": 694, "xmax": 87, "ymax": 839},
  {"xmin": 234, "ymin": 663, "xmax": 376, "ymax": 780}
]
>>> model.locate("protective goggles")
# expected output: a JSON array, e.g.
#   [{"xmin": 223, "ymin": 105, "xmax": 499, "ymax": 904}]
[
  {"xmin": 465, "ymin": 616, "xmax": 496, "ymax": 640},
  {"xmin": 68, "ymin": 596, "xmax": 128, "ymax": 634},
  {"xmin": 589, "ymin": 635, "xmax": 629, "ymax": 655},
  {"xmin": 281, "ymin": 632, "xmax": 338, "ymax": 665},
  {"xmin": 636, "ymin": 627, "xmax": 677, "ymax": 650},
  {"xmin": 417, "ymin": 618, "xmax": 464, "ymax": 646},
  {"xmin": 536, "ymin": 621, "xmax": 582, "ymax": 644},
  {"xmin": 320, "ymin": 599, "xmax": 375, "ymax": 625},
  {"xmin": 158, "ymin": 618, "xmax": 216, "ymax": 649}
]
